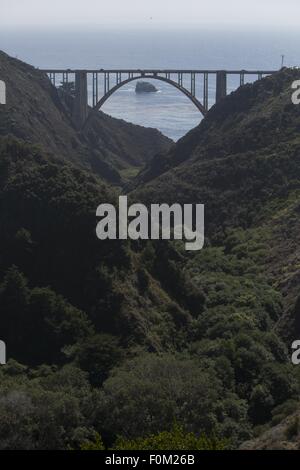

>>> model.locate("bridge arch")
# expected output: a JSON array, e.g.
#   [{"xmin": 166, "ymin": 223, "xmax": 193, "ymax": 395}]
[{"xmin": 83, "ymin": 75, "xmax": 207, "ymax": 129}]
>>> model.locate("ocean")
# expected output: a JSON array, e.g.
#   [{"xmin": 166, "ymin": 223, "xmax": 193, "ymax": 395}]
[{"xmin": 1, "ymin": 27, "xmax": 300, "ymax": 140}]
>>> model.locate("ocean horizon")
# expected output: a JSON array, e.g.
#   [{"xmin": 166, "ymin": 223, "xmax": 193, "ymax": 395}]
[{"xmin": 1, "ymin": 26, "xmax": 300, "ymax": 140}]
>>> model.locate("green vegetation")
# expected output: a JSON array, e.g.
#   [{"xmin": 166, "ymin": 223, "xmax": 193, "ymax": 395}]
[
  {"xmin": 81, "ymin": 424, "xmax": 226, "ymax": 450},
  {"xmin": 285, "ymin": 416, "xmax": 299, "ymax": 440},
  {"xmin": 1, "ymin": 62, "xmax": 300, "ymax": 450}
]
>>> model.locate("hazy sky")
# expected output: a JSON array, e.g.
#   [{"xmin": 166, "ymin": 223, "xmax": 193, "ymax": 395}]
[{"xmin": 1, "ymin": 0, "xmax": 300, "ymax": 30}]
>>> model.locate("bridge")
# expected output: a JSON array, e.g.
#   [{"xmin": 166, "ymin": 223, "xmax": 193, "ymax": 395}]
[{"xmin": 41, "ymin": 68, "xmax": 277, "ymax": 129}]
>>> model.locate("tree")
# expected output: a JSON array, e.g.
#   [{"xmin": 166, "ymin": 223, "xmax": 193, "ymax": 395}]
[
  {"xmin": 80, "ymin": 424, "xmax": 227, "ymax": 450},
  {"xmin": 113, "ymin": 423, "xmax": 227, "ymax": 450},
  {"xmin": 59, "ymin": 81, "xmax": 75, "ymax": 96},
  {"xmin": 97, "ymin": 354, "xmax": 221, "ymax": 440},
  {"xmin": 0, "ymin": 266, "xmax": 29, "ymax": 357},
  {"xmin": 70, "ymin": 334, "xmax": 123, "ymax": 386}
]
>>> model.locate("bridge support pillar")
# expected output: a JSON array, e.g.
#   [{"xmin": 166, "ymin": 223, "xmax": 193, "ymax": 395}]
[
  {"xmin": 72, "ymin": 72, "xmax": 88, "ymax": 129},
  {"xmin": 216, "ymin": 71, "xmax": 227, "ymax": 103}
]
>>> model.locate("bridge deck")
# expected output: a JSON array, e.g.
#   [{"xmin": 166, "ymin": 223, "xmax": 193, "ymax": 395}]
[{"xmin": 40, "ymin": 68, "xmax": 277, "ymax": 75}]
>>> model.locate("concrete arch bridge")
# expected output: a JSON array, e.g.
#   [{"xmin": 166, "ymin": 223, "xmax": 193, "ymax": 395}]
[{"xmin": 41, "ymin": 68, "xmax": 276, "ymax": 128}]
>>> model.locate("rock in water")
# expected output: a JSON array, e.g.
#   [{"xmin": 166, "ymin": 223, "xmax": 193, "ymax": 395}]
[{"xmin": 135, "ymin": 81, "xmax": 158, "ymax": 93}]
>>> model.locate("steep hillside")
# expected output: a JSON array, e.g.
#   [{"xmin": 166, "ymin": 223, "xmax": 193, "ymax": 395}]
[
  {"xmin": 86, "ymin": 111, "xmax": 172, "ymax": 179},
  {"xmin": 134, "ymin": 68, "xmax": 300, "ymax": 184},
  {"xmin": 0, "ymin": 137, "xmax": 198, "ymax": 359},
  {"xmin": 1, "ymin": 141, "xmax": 297, "ymax": 449},
  {"xmin": 241, "ymin": 405, "xmax": 300, "ymax": 450},
  {"xmin": 132, "ymin": 68, "xmax": 300, "ymax": 339},
  {"xmin": 0, "ymin": 50, "xmax": 172, "ymax": 184},
  {"xmin": 1, "ymin": 58, "xmax": 300, "ymax": 449}
]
